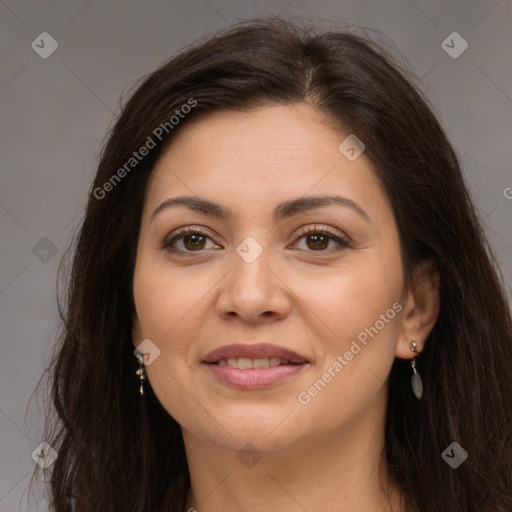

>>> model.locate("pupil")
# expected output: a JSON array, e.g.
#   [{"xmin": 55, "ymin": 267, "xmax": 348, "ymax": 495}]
[
  {"xmin": 185, "ymin": 234, "xmax": 205, "ymax": 251},
  {"xmin": 308, "ymin": 234, "xmax": 328, "ymax": 250}
]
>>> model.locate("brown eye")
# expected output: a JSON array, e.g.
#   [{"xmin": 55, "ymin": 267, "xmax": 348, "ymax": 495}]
[
  {"xmin": 163, "ymin": 228, "xmax": 218, "ymax": 253},
  {"xmin": 305, "ymin": 233, "xmax": 329, "ymax": 250},
  {"xmin": 182, "ymin": 233, "xmax": 207, "ymax": 251},
  {"xmin": 294, "ymin": 226, "xmax": 349, "ymax": 252}
]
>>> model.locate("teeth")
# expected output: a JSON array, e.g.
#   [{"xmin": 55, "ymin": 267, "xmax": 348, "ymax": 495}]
[
  {"xmin": 253, "ymin": 358, "xmax": 270, "ymax": 369},
  {"xmin": 238, "ymin": 357, "xmax": 252, "ymax": 369},
  {"xmin": 219, "ymin": 357, "xmax": 291, "ymax": 369}
]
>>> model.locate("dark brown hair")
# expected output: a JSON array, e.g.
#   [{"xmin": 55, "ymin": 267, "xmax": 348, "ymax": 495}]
[{"xmin": 31, "ymin": 18, "xmax": 512, "ymax": 512}]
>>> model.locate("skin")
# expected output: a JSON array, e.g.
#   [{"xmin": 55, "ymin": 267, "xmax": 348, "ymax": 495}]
[{"xmin": 132, "ymin": 103, "xmax": 440, "ymax": 512}]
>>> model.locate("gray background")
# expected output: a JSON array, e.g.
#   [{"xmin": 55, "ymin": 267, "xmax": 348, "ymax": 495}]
[{"xmin": 1, "ymin": 1, "xmax": 511, "ymax": 510}]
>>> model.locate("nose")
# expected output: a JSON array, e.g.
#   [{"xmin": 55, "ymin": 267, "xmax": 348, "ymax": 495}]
[{"xmin": 215, "ymin": 242, "xmax": 292, "ymax": 324}]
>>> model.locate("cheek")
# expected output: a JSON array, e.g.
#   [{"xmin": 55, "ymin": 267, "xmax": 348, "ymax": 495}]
[
  {"xmin": 291, "ymin": 254, "xmax": 403, "ymax": 415},
  {"xmin": 296, "ymin": 252, "xmax": 403, "ymax": 350},
  {"xmin": 132, "ymin": 257, "xmax": 212, "ymax": 425},
  {"xmin": 131, "ymin": 258, "xmax": 209, "ymax": 402},
  {"xmin": 133, "ymin": 256, "xmax": 214, "ymax": 346}
]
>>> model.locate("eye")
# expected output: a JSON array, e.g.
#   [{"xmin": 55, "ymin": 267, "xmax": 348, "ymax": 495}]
[
  {"xmin": 293, "ymin": 225, "xmax": 350, "ymax": 252},
  {"xmin": 162, "ymin": 227, "xmax": 219, "ymax": 253}
]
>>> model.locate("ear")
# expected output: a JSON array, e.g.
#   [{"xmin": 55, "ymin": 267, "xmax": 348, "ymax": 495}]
[{"xmin": 395, "ymin": 260, "xmax": 440, "ymax": 359}]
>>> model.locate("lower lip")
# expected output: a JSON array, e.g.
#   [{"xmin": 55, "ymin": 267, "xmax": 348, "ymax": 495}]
[{"xmin": 204, "ymin": 363, "xmax": 307, "ymax": 390}]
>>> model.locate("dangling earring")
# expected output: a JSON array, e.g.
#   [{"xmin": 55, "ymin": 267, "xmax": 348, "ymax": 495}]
[
  {"xmin": 136, "ymin": 353, "xmax": 146, "ymax": 397},
  {"xmin": 409, "ymin": 341, "xmax": 423, "ymax": 400}
]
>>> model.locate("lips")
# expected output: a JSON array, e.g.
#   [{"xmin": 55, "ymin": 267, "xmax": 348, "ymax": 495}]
[
  {"xmin": 203, "ymin": 343, "xmax": 308, "ymax": 365},
  {"xmin": 202, "ymin": 343, "xmax": 309, "ymax": 390}
]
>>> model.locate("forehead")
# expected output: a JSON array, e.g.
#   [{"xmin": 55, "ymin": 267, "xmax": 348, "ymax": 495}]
[
  {"xmin": 144, "ymin": 103, "xmax": 388, "ymax": 223},
  {"xmin": 152, "ymin": 103, "xmax": 345, "ymax": 174}
]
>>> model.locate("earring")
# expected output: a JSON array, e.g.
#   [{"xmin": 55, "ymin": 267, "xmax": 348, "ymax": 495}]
[
  {"xmin": 409, "ymin": 341, "xmax": 423, "ymax": 400},
  {"xmin": 136, "ymin": 353, "xmax": 146, "ymax": 397}
]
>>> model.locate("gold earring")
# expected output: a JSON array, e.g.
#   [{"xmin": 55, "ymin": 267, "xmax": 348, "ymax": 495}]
[
  {"xmin": 409, "ymin": 341, "xmax": 423, "ymax": 400},
  {"xmin": 136, "ymin": 353, "xmax": 146, "ymax": 397}
]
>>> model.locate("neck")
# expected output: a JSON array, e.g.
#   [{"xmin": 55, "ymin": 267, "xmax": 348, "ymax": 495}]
[{"xmin": 182, "ymin": 392, "xmax": 404, "ymax": 512}]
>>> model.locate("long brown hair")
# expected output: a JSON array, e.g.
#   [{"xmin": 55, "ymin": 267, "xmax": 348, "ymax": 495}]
[{"xmin": 30, "ymin": 18, "xmax": 512, "ymax": 511}]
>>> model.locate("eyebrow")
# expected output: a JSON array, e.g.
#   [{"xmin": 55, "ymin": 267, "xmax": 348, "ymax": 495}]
[{"xmin": 151, "ymin": 194, "xmax": 371, "ymax": 224}]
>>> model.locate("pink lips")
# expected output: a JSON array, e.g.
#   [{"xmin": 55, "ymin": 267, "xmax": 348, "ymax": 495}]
[{"xmin": 203, "ymin": 343, "xmax": 309, "ymax": 390}]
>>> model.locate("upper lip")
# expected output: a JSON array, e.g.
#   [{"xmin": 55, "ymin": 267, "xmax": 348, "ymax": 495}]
[{"xmin": 203, "ymin": 343, "xmax": 309, "ymax": 364}]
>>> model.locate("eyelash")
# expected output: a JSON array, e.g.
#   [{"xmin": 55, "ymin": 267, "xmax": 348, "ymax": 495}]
[{"xmin": 161, "ymin": 225, "xmax": 351, "ymax": 255}]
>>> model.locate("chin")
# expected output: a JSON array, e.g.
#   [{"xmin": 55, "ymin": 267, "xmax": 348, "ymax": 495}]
[{"xmin": 191, "ymin": 404, "xmax": 309, "ymax": 453}]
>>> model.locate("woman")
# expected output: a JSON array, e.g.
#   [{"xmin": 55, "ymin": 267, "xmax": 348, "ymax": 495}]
[{"xmin": 33, "ymin": 18, "xmax": 512, "ymax": 512}]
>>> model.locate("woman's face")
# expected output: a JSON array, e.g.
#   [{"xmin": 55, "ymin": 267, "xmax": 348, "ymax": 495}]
[{"xmin": 132, "ymin": 103, "xmax": 408, "ymax": 452}]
